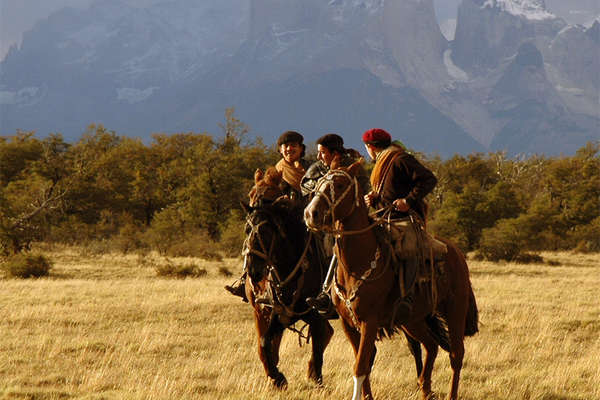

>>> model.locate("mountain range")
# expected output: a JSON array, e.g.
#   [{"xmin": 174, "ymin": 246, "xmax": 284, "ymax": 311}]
[{"xmin": 0, "ymin": 0, "xmax": 598, "ymax": 156}]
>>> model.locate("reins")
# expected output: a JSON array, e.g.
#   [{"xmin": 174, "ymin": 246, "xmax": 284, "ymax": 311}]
[{"xmin": 244, "ymin": 207, "xmax": 315, "ymax": 318}]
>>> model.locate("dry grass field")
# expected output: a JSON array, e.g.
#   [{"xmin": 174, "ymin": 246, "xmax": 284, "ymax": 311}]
[{"xmin": 1, "ymin": 245, "xmax": 598, "ymax": 400}]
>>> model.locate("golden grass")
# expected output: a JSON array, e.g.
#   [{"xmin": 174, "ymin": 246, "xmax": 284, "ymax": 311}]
[{"xmin": 1, "ymin": 247, "xmax": 598, "ymax": 399}]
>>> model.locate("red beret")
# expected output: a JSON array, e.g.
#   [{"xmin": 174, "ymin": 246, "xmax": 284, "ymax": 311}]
[{"xmin": 362, "ymin": 128, "xmax": 391, "ymax": 144}]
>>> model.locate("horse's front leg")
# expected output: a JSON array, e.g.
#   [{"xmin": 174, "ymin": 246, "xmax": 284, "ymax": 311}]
[
  {"xmin": 307, "ymin": 317, "xmax": 334, "ymax": 385},
  {"xmin": 354, "ymin": 317, "xmax": 378, "ymax": 400},
  {"xmin": 341, "ymin": 316, "xmax": 377, "ymax": 400},
  {"xmin": 263, "ymin": 313, "xmax": 287, "ymax": 388}
]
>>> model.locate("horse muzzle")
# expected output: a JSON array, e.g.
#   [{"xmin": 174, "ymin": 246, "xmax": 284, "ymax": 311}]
[{"xmin": 304, "ymin": 197, "xmax": 326, "ymax": 231}]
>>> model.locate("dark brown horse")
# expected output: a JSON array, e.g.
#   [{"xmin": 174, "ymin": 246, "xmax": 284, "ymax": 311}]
[
  {"xmin": 304, "ymin": 163, "xmax": 479, "ymax": 400},
  {"xmin": 241, "ymin": 168, "xmax": 334, "ymax": 388}
]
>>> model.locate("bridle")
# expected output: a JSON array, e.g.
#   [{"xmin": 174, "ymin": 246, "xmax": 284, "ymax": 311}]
[
  {"xmin": 310, "ymin": 169, "xmax": 361, "ymax": 232},
  {"xmin": 243, "ymin": 211, "xmax": 280, "ymax": 270},
  {"xmin": 310, "ymin": 169, "xmax": 384, "ymax": 237},
  {"xmin": 243, "ymin": 206, "xmax": 314, "ymax": 317}
]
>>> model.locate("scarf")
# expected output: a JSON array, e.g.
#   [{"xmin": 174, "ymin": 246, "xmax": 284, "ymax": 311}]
[
  {"xmin": 370, "ymin": 145, "xmax": 404, "ymax": 194},
  {"xmin": 275, "ymin": 158, "xmax": 306, "ymax": 192}
]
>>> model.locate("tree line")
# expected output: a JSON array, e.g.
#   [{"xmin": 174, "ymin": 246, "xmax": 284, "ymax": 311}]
[{"xmin": 1, "ymin": 111, "xmax": 598, "ymax": 262}]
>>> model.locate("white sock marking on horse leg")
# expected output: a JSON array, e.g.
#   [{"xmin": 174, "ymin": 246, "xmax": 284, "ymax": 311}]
[{"xmin": 352, "ymin": 375, "xmax": 365, "ymax": 400}]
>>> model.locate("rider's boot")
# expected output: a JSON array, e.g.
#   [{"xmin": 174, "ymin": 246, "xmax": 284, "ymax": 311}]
[
  {"xmin": 224, "ymin": 274, "xmax": 248, "ymax": 302},
  {"xmin": 394, "ymin": 257, "xmax": 418, "ymax": 325},
  {"xmin": 306, "ymin": 291, "xmax": 338, "ymax": 319}
]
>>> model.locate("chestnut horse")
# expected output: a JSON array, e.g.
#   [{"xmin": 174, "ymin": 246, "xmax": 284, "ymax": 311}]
[
  {"xmin": 241, "ymin": 168, "xmax": 334, "ymax": 388},
  {"xmin": 304, "ymin": 163, "xmax": 479, "ymax": 400}
]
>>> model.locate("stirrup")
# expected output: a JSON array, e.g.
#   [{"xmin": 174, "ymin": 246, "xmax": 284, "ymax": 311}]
[
  {"xmin": 224, "ymin": 280, "xmax": 248, "ymax": 302},
  {"xmin": 392, "ymin": 295, "xmax": 413, "ymax": 326}
]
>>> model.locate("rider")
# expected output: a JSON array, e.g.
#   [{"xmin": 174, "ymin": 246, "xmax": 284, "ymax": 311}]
[
  {"xmin": 362, "ymin": 128, "xmax": 437, "ymax": 323},
  {"xmin": 225, "ymin": 130, "xmax": 310, "ymax": 301},
  {"xmin": 274, "ymin": 130, "xmax": 311, "ymax": 203},
  {"xmin": 302, "ymin": 134, "xmax": 370, "ymax": 314}
]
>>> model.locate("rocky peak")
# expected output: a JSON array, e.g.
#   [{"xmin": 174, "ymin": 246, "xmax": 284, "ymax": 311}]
[{"xmin": 453, "ymin": 0, "xmax": 565, "ymax": 73}]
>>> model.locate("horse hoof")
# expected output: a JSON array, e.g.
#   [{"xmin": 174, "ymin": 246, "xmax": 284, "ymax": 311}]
[
  {"xmin": 309, "ymin": 373, "xmax": 323, "ymax": 386},
  {"xmin": 307, "ymin": 362, "xmax": 323, "ymax": 385},
  {"xmin": 270, "ymin": 373, "xmax": 288, "ymax": 389}
]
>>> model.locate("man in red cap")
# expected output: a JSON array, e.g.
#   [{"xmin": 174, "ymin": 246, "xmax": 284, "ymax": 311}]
[{"xmin": 362, "ymin": 128, "xmax": 438, "ymax": 323}]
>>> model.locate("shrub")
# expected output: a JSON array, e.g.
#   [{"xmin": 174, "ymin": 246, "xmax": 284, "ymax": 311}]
[
  {"xmin": 1, "ymin": 253, "xmax": 52, "ymax": 278},
  {"xmin": 569, "ymin": 217, "xmax": 600, "ymax": 253},
  {"xmin": 218, "ymin": 210, "xmax": 246, "ymax": 257},
  {"xmin": 154, "ymin": 261, "xmax": 207, "ymax": 278},
  {"xmin": 113, "ymin": 223, "xmax": 146, "ymax": 254},
  {"xmin": 218, "ymin": 265, "xmax": 233, "ymax": 277},
  {"xmin": 478, "ymin": 218, "xmax": 524, "ymax": 261},
  {"xmin": 144, "ymin": 206, "xmax": 185, "ymax": 254},
  {"xmin": 162, "ymin": 232, "xmax": 223, "ymax": 261},
  {"xmin": 513, "ymin": 253, "xmax": 544, "ymax": 264}
]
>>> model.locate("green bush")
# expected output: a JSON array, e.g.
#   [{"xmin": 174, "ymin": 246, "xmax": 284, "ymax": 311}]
[
  {"xmin": 144, "ymin": 206, "xmax": 186, "ymax": 255},
  {"xmin": 478, "ymin": 218, "xmax": 524, "ymax": 261},
  {"xmin": 218, "ymin": 210, "xmax": 246, "ymax": 257},
  {"xmin": 1, "ymin": 253, "xmax": 52, "ymax": 278},
  {"xmin": 113, "ymin": 223, "xmax": 146, "ymax": 254},
  {"xmin": 154, "ymin": 261, "xmax": 207, "ymax": 278},
  {"xmin": 569, "ymin": 217, "xmax": 600, "ymax": 253}
]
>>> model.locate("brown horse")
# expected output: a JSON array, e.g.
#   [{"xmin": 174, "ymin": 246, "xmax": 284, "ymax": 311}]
[
  {"xmin": 304, "ymin": 163, "xmax": 479, "ymax": 400},
  {"xmin": 240, "ymin": 168, "xmax": 334, "ymax": 388}
]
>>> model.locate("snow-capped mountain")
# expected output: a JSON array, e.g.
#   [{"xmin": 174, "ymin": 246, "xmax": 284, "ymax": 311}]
[{"xmin": 0, "ymin": 0, "xmax": 598, "ymax": 156}]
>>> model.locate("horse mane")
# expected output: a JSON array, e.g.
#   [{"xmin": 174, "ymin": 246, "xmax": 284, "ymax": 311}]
[{"xmin": 249, "ymin": 166, "xmax": 285, "ymax": 206}]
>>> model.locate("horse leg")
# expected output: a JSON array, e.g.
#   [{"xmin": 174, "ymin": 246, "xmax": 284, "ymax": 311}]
[
  {"xmin": 339, "ymin": 318, "xmax": 370, "ymax": 399},
  {"xmin": 441, "ymin": 304, "xmax": 467, "ymax": 400},
  {"xmin": 354, "ymin": 318, "xmax": 378, "ymax": 400},
  {"xmin": 307, "ymin": 318, "xmax": 334, "ymax": 385},
  {"xmin": 404, "ymin": 330, "xmax": 423, "ymax": 378},
  {"xmin": 253, "ymin": 309, "xmax": 272, "ymax": 379},
  {"xmin": 262, "ymin": 314, "xmax": 287, "ymax": 388},
  {"xmin": 406, "ymin": 323, "xmax": 439, "ymax": 400}
]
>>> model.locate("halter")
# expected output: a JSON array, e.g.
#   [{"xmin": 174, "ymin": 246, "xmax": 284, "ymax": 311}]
[
  {"xmin": 310, "ymin": 169, "xmax": 361, "ymax": 234},
  {"xmin": 243, "ymin": 207, "xmax": 315, "ymax": 318}
]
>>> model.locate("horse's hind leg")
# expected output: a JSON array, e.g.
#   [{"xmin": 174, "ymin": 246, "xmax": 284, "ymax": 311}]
[
  {"xmin": 307, "ymin": 318, "xmax": 334, "ymax": 385},
  {"xmin": 441, "ymin": 305, "xmax": 466, "ymax": 400},
  {"xmin": 405, "ymin": 323, "xmax": 439, "ymax": 400},
  {"xmin": 404, "ymin": 330, "xmax": 423, "ymax": 378}
]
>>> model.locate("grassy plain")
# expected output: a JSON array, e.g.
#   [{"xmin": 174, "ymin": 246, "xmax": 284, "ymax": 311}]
[{"xmin": 0, "ymin": 246, "xmax": 598, "ymax": 400}]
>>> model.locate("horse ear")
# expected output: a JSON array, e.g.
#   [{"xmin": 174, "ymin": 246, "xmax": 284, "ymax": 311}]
[
  {"xmin": 240, "ymin": 200, "xmax": 253, "ymax": 214},
  {"xmin": 254, "ymin": 169, "xmax": 264, "ymax": 183},
  {"xmin": 347, "ymin": 160, "xmax": 362, "ymax": 177}
]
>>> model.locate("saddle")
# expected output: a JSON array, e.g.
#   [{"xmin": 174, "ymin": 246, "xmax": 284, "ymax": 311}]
[
  {"xmin": 381, "ymin": 217, "xmax": 448, "ymax": 300},
  {"xmin": 388, "ymin": 218, "xmax": 447, "ymax": 261}
]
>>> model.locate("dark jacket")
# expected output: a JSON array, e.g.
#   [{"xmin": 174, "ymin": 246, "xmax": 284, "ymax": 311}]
[{"xmin": 374, "ymin": 151, "xmax": 437, "ymax": 220}]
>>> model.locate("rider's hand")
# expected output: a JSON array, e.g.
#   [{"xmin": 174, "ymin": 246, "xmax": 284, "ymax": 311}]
[
  {"xmin": 364, "ymin": 191, "xmax": 378, "ymax": 207},
  {"xmin": 393, "ymin": 198, "xmax": 410, "ymax": 212}
]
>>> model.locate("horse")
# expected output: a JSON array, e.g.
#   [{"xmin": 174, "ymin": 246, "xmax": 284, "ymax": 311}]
[
  {"xmin": 304, "ymin": 162, "xmax": 479, "ymax": 400},
  {"xmin": 240, "ymin": 167, "xmax": 334, "ymax": 388}
]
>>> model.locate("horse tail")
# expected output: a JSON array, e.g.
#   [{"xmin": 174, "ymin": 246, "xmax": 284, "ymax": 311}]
[
  {"xmin": 425, "ymin": 314, "xmax": 450, "ymax": 352},
  {"xmin": 464, "ymin": 287, "xmax": 479, "ymax": 337}
]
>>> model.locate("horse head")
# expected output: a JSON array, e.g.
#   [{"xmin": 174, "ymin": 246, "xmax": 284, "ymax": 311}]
[
  {"xmin": 242, "ymin": 197, "xmax": 305, "ymax": 293},
  {"xmin": 304, "ymin": 161, "xmax": 364, "ymax": 232},
  {"xmin": 248, "ymin": 167, "xmax": 284, "ymax": 207}
]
